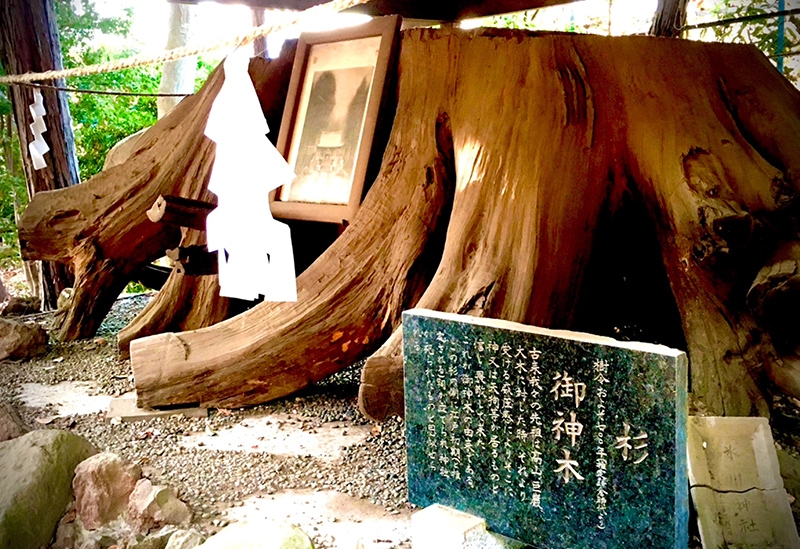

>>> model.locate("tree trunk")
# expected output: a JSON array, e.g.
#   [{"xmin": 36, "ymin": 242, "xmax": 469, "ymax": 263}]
[
  {"xmin": 129, "ymin": 29, "xmax": 800, "ymax": 420},
  {"xmin": 649, "ymin": 0, "xmax": 688, "ymax": 38},
  {"xmin": 158, "ymin": 2, "xmax": 196, "ymax": 119},
  {"xmin": 0, "ymin": 0, "xmax": 80, "ymax": 310}
]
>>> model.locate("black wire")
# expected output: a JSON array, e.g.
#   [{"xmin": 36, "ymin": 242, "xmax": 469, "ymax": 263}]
[
  {"xmin": 8, "ymin": 81, "xmax": 192, "ymax": 97},
  {"xmin": 683, "ymin": 8, "xmax": 800, "ymax": 31}
]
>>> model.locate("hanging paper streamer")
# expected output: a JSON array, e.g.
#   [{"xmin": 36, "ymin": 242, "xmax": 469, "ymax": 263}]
[
  {"xmin": 204, "ymin": 51, "xmax": 298, "ymax": 302},
  {"xmin": 28, "ymin": 89, "xmax": 49, "ymax": 170}
]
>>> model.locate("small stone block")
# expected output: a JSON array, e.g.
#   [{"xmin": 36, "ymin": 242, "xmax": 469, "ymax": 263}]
[
  {"xmin": 108, "ymin": 392, "xmax": 207, "ymax": 422},
  {"xmin": 687, "ymin": 416, "xmax": 782, "ymax": 492},
  {"xmin": 464, "ymin": 528, "xmax": 528, "ymax": 549},
  {"xmin": 691, "ymin": 486, "xmax": 800, "ymax": 549},
  {"xmin": 412, "ymin": 504, "xmax": 487, "ymax": 549}
]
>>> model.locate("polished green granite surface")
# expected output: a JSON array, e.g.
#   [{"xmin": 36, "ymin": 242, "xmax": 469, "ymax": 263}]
[{"xmin": 404, "ymin": 309, "xmax": 688, "ymax": 549}]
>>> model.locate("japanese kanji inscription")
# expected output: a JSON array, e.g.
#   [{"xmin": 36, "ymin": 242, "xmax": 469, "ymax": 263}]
[{"xmin": 403, "ymin": 309, "xmax": 688, "ymax": 548}]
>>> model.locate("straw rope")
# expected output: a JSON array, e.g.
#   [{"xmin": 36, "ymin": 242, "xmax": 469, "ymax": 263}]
[{"xmin": 0, "ymin": 0, "xmax": 370, "ymax": 84}]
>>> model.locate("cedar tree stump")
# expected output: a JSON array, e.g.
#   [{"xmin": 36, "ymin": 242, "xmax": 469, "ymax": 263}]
[{"xmin": 129, "ymin": 28, "xmax": 800, "ymax": 418}]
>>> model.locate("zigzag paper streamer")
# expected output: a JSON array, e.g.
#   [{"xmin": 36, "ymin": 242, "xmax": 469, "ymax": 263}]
[
  {"xmin": 28, "ymin": 89, "xmax": 49, "ymax": 170},
  {"xmin": 204, "ymin": 52, "xmax": 298, "ymax": 302}
]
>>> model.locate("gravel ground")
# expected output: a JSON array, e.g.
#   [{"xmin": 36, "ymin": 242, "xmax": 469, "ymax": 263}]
[
  {"xmin": 3, "ymin": 288, "xmax": 799, "ymax": 548},
  {"xmin": 0, "ymin": 293, "xmax": 411, "ymax": 547}
]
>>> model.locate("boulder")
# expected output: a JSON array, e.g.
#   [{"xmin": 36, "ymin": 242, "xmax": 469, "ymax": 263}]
[
  {"xmin": 0, "ymin": 318, "xmax": 47, "ymax": 360},
  {"xmin": 73, "ymin": 452, "xmax": 142, "ymax": 530},
  {"xmin": 0, "ymin": 401, "xmax": 29, "ymax": 441},
  {"xmin": 197, "ymin": 520, "xmax": 314, "ymax": 549},
  {"xmin": 165, "ymin": 529, "xmax": 206, "ymax": 549},
  {"xmin": 128, "ymin": 479, "xmax": 191, "ymax": 533},
  {"xmin": 1, "ymin": 295, "xmax": 41, "ymax": 316},
  {"xmin": 128, "ymin": 525, "xmax": 179, "ymax": 549},
  {"xmin": 0, "ymin": 430, "xmax": 97, "ymax": 549}
]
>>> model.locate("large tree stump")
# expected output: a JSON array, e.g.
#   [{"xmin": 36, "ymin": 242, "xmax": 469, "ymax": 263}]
[
  {"xmin": 18, "ymin": 52, "xmax": 295, "ymax": 342},
  {"xmin": 128, "ymin": 28, "xmax": 798, "ymax": 417}
]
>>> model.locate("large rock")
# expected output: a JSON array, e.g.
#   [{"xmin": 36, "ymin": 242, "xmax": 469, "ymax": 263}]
[
  {"xmin": 198, "ymin": 520, "xmax": 314, "ymax": 549},
  {"xmin": 0, "ymin": 318, "xmax": 47, "ymax": 360},
  {"xmin": 128, "ymin": 479, "xmax": 191, "ymax": 533},
  {"xmin": 0, "ymin": 430, "xmax": 97, "ymax": 549},
  {"xmin": 0, "ymin": 295, "xmax": 41, "ymax": 316},
  {"xmin": 0, "ymin": 401, "xmax": 28, "ymax": 442},
  {"xmin": 73, "ymin": 452, "xmax": 142, "ymax": 530},
  {"xmin": 165, "ymin": 529, "xmax": 206, "ymax": 549}
]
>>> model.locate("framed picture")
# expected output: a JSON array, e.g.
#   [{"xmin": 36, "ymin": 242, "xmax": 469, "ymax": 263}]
[{"xmin": 270, "ymin": 15, "xmax": 401, "ymax": 224}]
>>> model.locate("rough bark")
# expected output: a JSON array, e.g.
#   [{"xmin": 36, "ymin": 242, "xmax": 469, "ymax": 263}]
[
  {"xmin": 0, "ymin": 0, "xmax": 80, "ymax": 309},
  {"xmin": 158, "ymin": 2, "xmax": 196, "ymax": 119},
  {"xmin": 116, "ymin": 44, "xmax": 298, "ymax": 354},
  {"xmin": 129, "ymin": 105, "xmax": 456, "ymax": 408},
  {"xmin": 117, "ymin": 225, "xmax": 230, "ymax": 356},
  {"xmin": 16, "ymin": 69, "xmax": 222, "ymax": 340},
  {"xmin": 649, "ymin": 0, "xmax": 688, "ymax": 38},
  {"xmin": 129, "ymin": 29, "xmax": 800, "ymax": 419}
]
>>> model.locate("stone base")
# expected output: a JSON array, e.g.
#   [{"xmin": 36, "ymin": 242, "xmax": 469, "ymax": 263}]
[
  {"xmin": 108, "ymin": 392, "xmax": 207, "ymax": 422},
  {"xmin": 411, "ymin": 505, "xmax": 526, "ymax": 549}
]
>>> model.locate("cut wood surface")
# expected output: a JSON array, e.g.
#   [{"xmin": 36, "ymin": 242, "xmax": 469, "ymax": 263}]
[
  {"xmin": 18, "ymin": 52, "xmax": 294, "ymax": 342},
  {"xmin": 127, "ymin": 28, "xmax": 798, "ymax": 416}
]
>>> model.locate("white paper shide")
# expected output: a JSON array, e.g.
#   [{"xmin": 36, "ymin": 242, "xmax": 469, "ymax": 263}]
[
  {"xmin": 204, "ymin": 52, "xmax": 298, "ymax": 301},
  {"xmin": 28, "ymin": 89, "xmax": 49, "ymax": 170}
]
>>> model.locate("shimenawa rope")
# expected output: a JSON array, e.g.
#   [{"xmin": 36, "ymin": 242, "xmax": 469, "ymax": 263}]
[{"xmin": 0, "ymin": 0, "xmax": 370, "ymax": 85}]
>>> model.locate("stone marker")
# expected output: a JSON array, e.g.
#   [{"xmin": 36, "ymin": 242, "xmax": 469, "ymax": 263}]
[
  {"xmin": 403, "ymin": 309, "xmax": 688, "ymax": 548},
  {"xmin": 687, "ymin": 416, "xmax": 800, "ymax": 548}
]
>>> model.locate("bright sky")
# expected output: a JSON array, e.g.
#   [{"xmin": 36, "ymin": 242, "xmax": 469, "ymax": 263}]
[
  {"xmin": 93, "ymin": 0, "xmax": 371, "ymax": 61},
  {"xmin": 89, "ymin": 0, "xmax": 795, "ymax": 78}
]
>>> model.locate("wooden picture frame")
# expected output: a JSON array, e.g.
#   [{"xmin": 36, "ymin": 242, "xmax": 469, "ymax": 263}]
[{"xmin": 270, "ymin": 15, "xmax": 401, "ymax": 224}]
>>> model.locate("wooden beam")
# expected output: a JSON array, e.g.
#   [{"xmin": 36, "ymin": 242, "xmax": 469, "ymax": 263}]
[
  {"xmin": 168, "ymin": 0, "xmax": 578, "ymax": 21},
  {"xmin": 147, "ymin": 195, "xmax": 216, "ymax": 231},
  {"xmin": 166, "ymin": 245, "xmax": 218, "ymax": 276}
]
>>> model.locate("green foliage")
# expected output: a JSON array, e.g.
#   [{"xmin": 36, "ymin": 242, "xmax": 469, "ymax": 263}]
[
  {"xmin": 64, "ymin": 51, "xmax": 160, "ymax": 178},
  {"xmin": 56, "ymin": 0, "xmax": 132, "ymax": 56},
  {"xmin": 55, "ymin": 1, "xmax": 159, "ymax": 179},
  {"xmin": 700, "ymin": 0, "xmax": 799, "ymax": 83},
  {"xmin": 488, "ymin": 10, "xmax": 540, "ymax": 30},
  {"xmin": 125, "ymin": 280, "xmax": 147, "ymax": 294}
]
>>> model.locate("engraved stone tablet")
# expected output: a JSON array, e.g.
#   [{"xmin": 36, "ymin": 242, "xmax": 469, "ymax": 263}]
[
  {"xmin": 403, "ymin": 309, "xmax": 689, "ymax": 548},
  {"xmin": 687, "ymin": 416, "xmax": 800, "ymax": 549}
]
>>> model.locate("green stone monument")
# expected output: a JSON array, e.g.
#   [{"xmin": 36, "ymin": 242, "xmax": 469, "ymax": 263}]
[{"xmin": 404, "ymin": 309, "xmax": 689, "ymax": 549}]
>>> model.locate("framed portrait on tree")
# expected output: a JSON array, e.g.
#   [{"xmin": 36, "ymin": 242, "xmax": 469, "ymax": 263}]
[{"xmin": 270, "ymin": 15, "xmax": 401, "ymax": 224}]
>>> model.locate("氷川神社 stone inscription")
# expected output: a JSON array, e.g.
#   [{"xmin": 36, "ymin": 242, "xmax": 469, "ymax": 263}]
[{"xmin": 403, "ymin": 309, "xmax": 688, "ymax": 549}]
